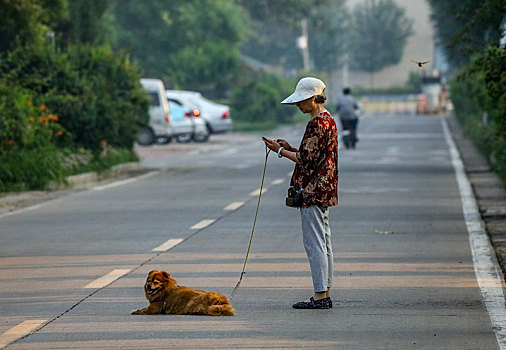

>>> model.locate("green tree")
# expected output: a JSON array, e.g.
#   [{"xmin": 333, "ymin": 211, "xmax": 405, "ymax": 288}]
[
  {"xmin": 428, "ymin": 0, "xmax": 505, "ymax": 68},
  {"xmin": 239, "ymin": 0, "xmax": 346, "ymax": 73},
  {"xmin": 0, "ymin": 0, "xmax": 66, "ymax": 54},
  {"xmin": 237, "ymin": 0, "xmax": 329, "ymax": 26},
  {"xmin": 55, "ymin": 0, "xmax": 114, "ymax": 47},
  {"xmin": 309, "ymin": 0, "xmax": 349, "ymax": 72},
  {"xmin": 111, "ymin": 0, "xmax": 244, "ymax": 98},
  {"xmin": 349, "ymin": 0, "xmax": 413, "ymax": 85}
]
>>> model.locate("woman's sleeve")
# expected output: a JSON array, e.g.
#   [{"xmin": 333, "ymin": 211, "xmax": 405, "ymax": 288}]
[{"xmin": 296, "ymin": 118, "xmax": 328, "ymax": 170}]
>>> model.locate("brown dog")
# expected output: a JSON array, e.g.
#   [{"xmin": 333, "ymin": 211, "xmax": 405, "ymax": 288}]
[{"xmin": 131, "ymin": 270, "xmax": 235, "ymax": 316}]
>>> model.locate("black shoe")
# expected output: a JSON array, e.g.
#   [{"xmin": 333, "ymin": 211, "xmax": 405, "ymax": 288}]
[
  {"xmin": 326, "ymin": 297, "xmax": 333, "ymax": 308},
  {"xmin": 292, "ymin": 297, "xmax": 330, "ymax": 309}
]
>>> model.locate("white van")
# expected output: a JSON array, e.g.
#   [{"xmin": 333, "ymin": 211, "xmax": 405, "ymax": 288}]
[{"xmin": 138, "ymin": 79, "xmax": 172, "ymax": 145}]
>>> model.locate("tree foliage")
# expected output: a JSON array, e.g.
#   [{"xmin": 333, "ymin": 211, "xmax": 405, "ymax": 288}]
[
  {"xmin": 0, "ymin": 44, "xmax": 149, "ymax": 152},
  {"xmin": 349, "ymin": 0, "xmax": 413, "ymax": 75},
  {"xmin": 111, "ymin": 0, "xmax": 244, "ymax": 98},
  {"xmin": 429, "ymin": 0, "xmax": 506, "ymax": 181},
  {"xmin": 56, "ymin": 0, "xmax": 114, "ymax": 47},
  {"xmin": 239, "ymin": 0, "xmax": 346, "ymax": 72},
  {"xmin": 0, "ymin": 0, "xmax": 66, "ymax": 54},
  {"xmin": 428, "ymin": 0, "xmax": 506, "ymax": 67},
  {"xmin": 237, "ymin": 0, "xmax": 329, "ymax": 26}
]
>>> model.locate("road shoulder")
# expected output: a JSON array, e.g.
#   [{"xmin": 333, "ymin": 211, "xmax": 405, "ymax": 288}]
[
  {"xmin": 0, "ymin": 162, "xmax": 150, "ymax": 218},
  {"xmin": 447, "ymin": 114, "xmax": 506, "ymax": 281}
]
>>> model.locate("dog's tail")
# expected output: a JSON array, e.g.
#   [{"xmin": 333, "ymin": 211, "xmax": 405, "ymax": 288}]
[{"xmin": 208, "ymin": 304, "xmax": 236, "ymax": 316}]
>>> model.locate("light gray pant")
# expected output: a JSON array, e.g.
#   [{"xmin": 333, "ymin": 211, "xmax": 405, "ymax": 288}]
[{"xmin": 300, "ymin": 206, "xmax": 333, "ymax": 292}]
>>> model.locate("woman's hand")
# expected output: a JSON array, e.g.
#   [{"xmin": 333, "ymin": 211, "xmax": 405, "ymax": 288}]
[
  {"xmin": 275, "ymin": 139, "xmax": 290, "ymax": 150},
  {"xmin": 275, "ymin": 139, "xmax": 297, "ymax": 152},
  {"xmin": 262, "ymin": 137, "xmax": 281, "ymax": 153}
]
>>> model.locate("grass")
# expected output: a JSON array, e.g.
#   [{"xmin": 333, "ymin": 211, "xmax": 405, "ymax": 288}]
[
  {"xmin": 0, "ymin": 147, "xmax": 139, "ymax": 194},
  {"xmin": 232, "ymin": 120, "xmax": 278, "ymax": 132}
]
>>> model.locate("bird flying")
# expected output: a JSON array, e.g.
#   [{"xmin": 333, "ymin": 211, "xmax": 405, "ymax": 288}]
[{"xmin": 411, "ymin": 59, "xmax": 430, "ymax": 67}]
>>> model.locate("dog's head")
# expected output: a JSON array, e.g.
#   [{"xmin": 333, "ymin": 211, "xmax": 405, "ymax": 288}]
[{"xmin": 143, "ymin": 270, "xmax": 177, "ymax": 302}]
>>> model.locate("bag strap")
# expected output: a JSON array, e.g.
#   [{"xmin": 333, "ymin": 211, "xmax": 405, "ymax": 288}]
[{"xmin": 301, "ymin": 152, "xmax": 332, "ymax": 189}]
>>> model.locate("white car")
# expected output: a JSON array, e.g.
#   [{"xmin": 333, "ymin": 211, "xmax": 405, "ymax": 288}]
[
  {"xmin": 165, "ymin": 90, "xmax": 232, "ymax": 134},
  {"xmin": 167, "ymin": 98, "xmax": 209, "ymax": 143},
  {"xmin": 138, "ymin": 79, "xmax": 172, "ymax": 145}
]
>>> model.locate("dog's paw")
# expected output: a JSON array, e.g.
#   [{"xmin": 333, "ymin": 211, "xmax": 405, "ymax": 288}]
[{"xmin": 131, "ymin": 309, "xmax": 144, "ymax": 315}]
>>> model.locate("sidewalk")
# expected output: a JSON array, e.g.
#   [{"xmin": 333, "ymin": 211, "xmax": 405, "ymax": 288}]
[{"xmin": 447, "ymin": 115, "xmax": 506, "ymax": 281}]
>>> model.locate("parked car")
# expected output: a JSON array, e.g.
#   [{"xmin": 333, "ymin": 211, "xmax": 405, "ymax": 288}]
[
  {"xmin": 165, "ymin": 90, "xmax": 232, "ymax": 134},
  {"xmin": 138, "ymin": 78, "xmax": 172, "ymax": 145},
  {"xmin": 167, "ymin": 98, "xmax": 209, "ymax": 143}
]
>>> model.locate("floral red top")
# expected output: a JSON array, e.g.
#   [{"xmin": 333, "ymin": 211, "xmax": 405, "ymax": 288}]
[{"xmin": 291, "ymin": 110, "xmax": 338, "ymax": 208}]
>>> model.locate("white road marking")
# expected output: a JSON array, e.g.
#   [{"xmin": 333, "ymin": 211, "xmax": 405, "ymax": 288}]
[
  {"xmin": 83, "ymin": 269, "xmax": 132, "ymax": 289},
  {"xmin": 249, "ymin": 188, "xmax": 267, "ymax": 196},
  {"xmin": 152, "ymin": 238, "xmax": 184, "ymax": 252},
  {"xmin": 224, "ymin": 202, "xmax": 244, "ymax": 211},
  {"xmin": 0, "ymin": 320, "xmax": 46, "ymax": 348},
  {"xmin": 0, "ymin": 203, "xmax": 46, "ymax": 220},
  {"xmin": 271, "ymin": 178, "xmax": 285, "ymax": 185},
  {"xmin": 93, "ymin": 172, "xmax": 158, "ymax": 191},
  {"xmin": 442, "ymin": 117, "xmax": 506, "ymax": 349},
  {"xmin": 191, "ymin": 219, "xmax": 215, "ymax": 230}
]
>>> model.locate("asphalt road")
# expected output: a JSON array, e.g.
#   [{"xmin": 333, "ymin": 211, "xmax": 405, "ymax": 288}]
[{"xmin": 0, "ymin": 113, "xmax": 504, "ymax": 349}]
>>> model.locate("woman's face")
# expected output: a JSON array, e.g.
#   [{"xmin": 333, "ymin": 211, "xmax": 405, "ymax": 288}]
[{"xmin": 295, "ymin": 97, "xmax": 316, "ymax": 114}]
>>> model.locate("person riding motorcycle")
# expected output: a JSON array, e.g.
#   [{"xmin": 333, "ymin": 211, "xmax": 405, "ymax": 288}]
[{"xmin": 336, "ymin": 87, "xmax": 361, "ymax": 149}]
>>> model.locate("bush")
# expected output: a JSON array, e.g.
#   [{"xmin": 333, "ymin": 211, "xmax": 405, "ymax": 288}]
[
  {"xmin": 0, "ymin": 146, "xmax": 68, "ymax": 192},
  {"xmin": 0, "ymin": 43, "xmax": 149, "ymax": 192},
  {"xmin": 230, "ymin": 72, "xmax": 297, "ymax": 130},
  {"xmin": 0, "ymin": 43, "xmax": 149, "ymax": 153},
  {"xmin": 0, "ymin": 81, "xmax": 69, "ymax": 153},
  {"xmin": 451, "ymin": 46, "xmax": 506, "ymax": 182}
]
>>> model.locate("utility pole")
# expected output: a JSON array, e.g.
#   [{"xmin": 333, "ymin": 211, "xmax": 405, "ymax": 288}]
[{"xmin": 297, "ymin": 18, "xmax": 310, "ymax": 71}]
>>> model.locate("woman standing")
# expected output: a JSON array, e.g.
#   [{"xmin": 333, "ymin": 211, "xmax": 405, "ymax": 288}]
[{"xmin": 262, "ymin": 77, "xmax": 338, "ymax": 309}]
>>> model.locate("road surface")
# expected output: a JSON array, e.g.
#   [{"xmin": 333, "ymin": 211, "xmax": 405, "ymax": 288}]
[{"xmin": 0, "ymin": 112, "xmax": 504, "ymax": 349}]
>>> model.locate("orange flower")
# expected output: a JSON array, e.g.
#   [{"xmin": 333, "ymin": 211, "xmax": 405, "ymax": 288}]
[
  {"xmin": 40, "ymin": 104, "xmax": 47, "ymax": 110},
  {"xmin": 8, "ymin": 140, "xmax": 13, "ymax": 145},
  {"xmin": 29, "ymin": 116, "xmax": 35, "ymax": 122},
  {"xmin": 57, "ymin": 130, "xmax": 63, "ymax": 136},
  {"xmin": 26, "ymin": 99, "xmax": 33, "ymax": 105},
  {"xmin": 50, "ymin": 114, "xmax": 58, "ymax": 121},
  {"xmin": 101, "ymin": 140, "xmax": 108, "ymax": 146},
  {"xmin": 39, "ymin": 116, "xmax": 49, "ymax": 123}
]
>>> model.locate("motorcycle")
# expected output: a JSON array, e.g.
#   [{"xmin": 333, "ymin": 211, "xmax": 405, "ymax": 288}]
[{"xmin": 340, "ymin": 103, "xmax": 362, "ymax": 149}]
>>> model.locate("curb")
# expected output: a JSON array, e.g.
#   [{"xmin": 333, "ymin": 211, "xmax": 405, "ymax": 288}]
[
  {"xmin": 447, "ymin": 114, "xmax": 506, "ymax": 281},
  {"xmin": 66, "ymin": 162, "xmax": 141, "ymax": 188},
  {"xmin": 0, "ymin": 162, "xmax": 143, "ymax": 217}
]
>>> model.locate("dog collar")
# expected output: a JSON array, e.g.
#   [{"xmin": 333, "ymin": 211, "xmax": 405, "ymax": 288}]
[{"xmin": 162, "ymin": 297, "xmax": 167, "ymax": 313}]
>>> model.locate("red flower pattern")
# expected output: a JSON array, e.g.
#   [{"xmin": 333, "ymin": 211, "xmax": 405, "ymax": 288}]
[{"xmin": 291, "ymin": 111, "xmax": 338, "ymax": 208}]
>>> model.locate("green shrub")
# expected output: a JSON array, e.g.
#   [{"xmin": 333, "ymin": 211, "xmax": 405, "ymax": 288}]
[
  {"xmin": 0, "ymin": 43, "xmax": 149, "ymax": 153},
  {"xmin": 0, "ymin": 146, "xmax": 68, "ymax": 192},
  {"xmin": 69, "ymin": 147, "xmax": 139, "ymax": 175},
  {"xmin": 0, "ymin": 81, "xmax": 69, "ymax": 155},
  {"xmin": 230, "ymin": 72, "xmax": 297, "ymax": 129},
  {"xmin": 451, "ymin": 46, "xmax": 506, "ymax": 182}
]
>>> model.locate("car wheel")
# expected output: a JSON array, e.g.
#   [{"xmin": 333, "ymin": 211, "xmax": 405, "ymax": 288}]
[
  {"xmin": 137, "ymin": 127, "xmax": 155, "ymax": 146},
  {"xmin": 192, "ymin": 132, "xmax": 210, "ymax": 143},
  {"xmin": 176, "ymin": 134, "xmax": 192, "ymax": 143},
  {"xmin": 157, "ymin": 136, "xmax": 172, "ymax": 144}
]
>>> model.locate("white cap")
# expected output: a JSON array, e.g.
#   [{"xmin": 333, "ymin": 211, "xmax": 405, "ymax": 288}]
[{"xmin": 281, "ymin": 77, "xmax": 326, "ymax": 104}]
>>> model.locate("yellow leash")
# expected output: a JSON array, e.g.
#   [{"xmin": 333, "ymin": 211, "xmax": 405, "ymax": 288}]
[{"xmin": 231, "ymin": 146, "xmax": 270, "ymax": 298}]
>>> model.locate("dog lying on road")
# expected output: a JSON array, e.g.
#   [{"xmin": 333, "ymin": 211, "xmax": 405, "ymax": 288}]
[{"xmin": 132, "ymin": 270, "xmax": 235, "ymax": 316}]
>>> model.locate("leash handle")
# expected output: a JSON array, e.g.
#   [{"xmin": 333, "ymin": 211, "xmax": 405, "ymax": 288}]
[{"xmin": 231, "ymin": 146, "xmax": 270, "ymax": 298}]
